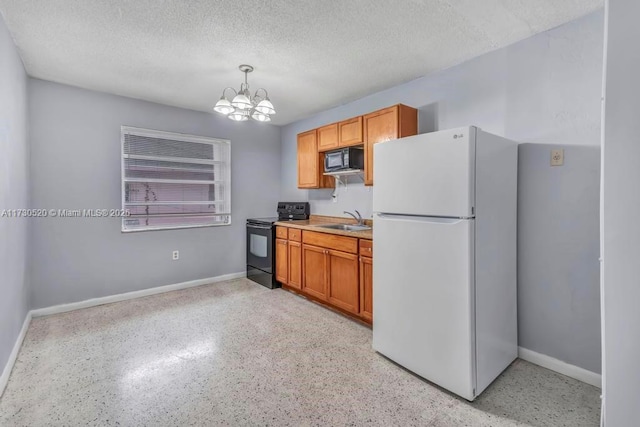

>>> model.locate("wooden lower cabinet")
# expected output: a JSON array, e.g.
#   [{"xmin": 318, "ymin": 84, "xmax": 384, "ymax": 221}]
[
  {"xmin": 288, "ymin": 240, "xmax": 302, "ymax": 289},
  {"xmin": 275, "ymin": 238, "xmax": 288, "ymax": 284},
  {"xmin": 302, "ymin": 243, "xmax": 360, "ymax": 315},
  {"xmin": 359, "ymin": 256, "xmax": 373, "ymax": 321},
  {"xmin": 302, "ymin": 244, "xmax": 328, "ymax": 300},
  {"xmin": 327, "ymin": 250, "xmax": 360, "ymax": 314},
  {"xmin": 277, "ymin": 227, "xmax": 372, "ymax": 323}
]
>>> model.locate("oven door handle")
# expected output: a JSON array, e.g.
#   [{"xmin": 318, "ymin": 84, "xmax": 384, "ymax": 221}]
[{"xmin": 247, "ymin": 224, "xmax": 274, "ymax": 230}]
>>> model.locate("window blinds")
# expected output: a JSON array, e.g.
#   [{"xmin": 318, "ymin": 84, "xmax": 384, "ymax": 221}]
[{"xmin": 121, "ymin": 127, "xmax": 231, "ymax": 232}]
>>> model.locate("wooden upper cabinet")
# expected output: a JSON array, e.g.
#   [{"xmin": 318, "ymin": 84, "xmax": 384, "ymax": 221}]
[
  {"xmin": 298, "ymin": 104, "xmax": 415, "ymax": 188},
  {"xmin": 317, "ymin": 123, "xmax": 339, "ymax": 152},
  {"xmin": 338, "ymin": 116, "xmax": 363, "ymax": 147},
  {"xmin": 297, "ymin": 130, "xmax": 318, "ymax": 188},
  {"xmin": 297, "ymin": 130, "xmax": 334, "ymax": 189},
  {"xmin": 363, "ymin": 104, "xmax": 418, "ymax": 186},
  {"xmin": 318, "ymin": 117, "xmax": 363, "ymax": 151}
]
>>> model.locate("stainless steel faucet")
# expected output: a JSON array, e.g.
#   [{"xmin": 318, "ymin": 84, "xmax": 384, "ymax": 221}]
[{"xmin": 344, "ymin": 210, "xmax": 365, "ymax": 226}]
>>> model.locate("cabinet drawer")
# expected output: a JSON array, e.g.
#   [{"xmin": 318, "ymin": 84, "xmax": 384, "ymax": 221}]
[
  {"xmin": 288, "ymin": 228, "xmax": 302, "ymax": 242},
  {"xmin": 359, "ymin": 239, "xmax": 373, "ymax": 257},
  {"xmin": 275, "ymin": 226, "xmax": 288, "ymax": 239},
  {"xmin": 303, "ymin": 231, "xmax": 358, "ymax": 254}
]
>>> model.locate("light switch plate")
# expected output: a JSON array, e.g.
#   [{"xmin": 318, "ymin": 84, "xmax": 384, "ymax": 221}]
[{"xmin": 551, "ymin": 149, "xmax": 564, "ymax": 166}]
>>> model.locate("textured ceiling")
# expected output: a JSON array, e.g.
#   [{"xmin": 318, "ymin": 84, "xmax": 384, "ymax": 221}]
[{"xmin": 0, "ymin": 0, "xmax": 602, "ymax": 125}]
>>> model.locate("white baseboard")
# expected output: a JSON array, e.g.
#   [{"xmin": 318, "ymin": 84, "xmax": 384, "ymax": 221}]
[
  {"xmin": 518, "ymin": 346, "xmax": 601, "ymax": 388},
  {"xmin": 0, "ymin": 311, "xmax": 32, "ymax": 398},
  {"xmin": 31, "ymin": 272, "xmax": 246, "ymax": 318}
]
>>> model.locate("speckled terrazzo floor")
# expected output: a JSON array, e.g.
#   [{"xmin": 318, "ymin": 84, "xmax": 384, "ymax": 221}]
[{"xmin": 0, "ymin": 278, "xmax": 600, "ymax": 426}]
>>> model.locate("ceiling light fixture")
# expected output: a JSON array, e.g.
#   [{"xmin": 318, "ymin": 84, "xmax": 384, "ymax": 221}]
[{"xmin": 214, "ymin": 65, "xmax": 276, "ymax": 122}]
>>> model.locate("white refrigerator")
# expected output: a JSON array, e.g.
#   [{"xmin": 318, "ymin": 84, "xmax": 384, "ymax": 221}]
[{"xmin": 372, "ymin": 126, "xmax": 518, "ymax": 401}]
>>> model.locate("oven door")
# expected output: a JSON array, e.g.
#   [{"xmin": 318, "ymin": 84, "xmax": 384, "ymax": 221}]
[{"xmin": 246, "ymin": 223, "xmax": 274, "ymax": 272}]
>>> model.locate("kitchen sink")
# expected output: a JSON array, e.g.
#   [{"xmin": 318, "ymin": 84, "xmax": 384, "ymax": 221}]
[{"xmin": 316, "ymin": 224, "xmax": 372, "ymax": 232}]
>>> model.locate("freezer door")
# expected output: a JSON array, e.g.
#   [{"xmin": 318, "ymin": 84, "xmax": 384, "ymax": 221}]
[
  {"xmin": 372, "ymin": 213, "xmax": 476, "ymax": 400},
  {"xmin": 373, "ymin": 127, "xmax": 476, "ymax": 218}
]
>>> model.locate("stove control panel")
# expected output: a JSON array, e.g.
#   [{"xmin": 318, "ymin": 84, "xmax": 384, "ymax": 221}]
[{"xmin": 277, "ymin": 202, "xmax": 310, "ymax": 220}]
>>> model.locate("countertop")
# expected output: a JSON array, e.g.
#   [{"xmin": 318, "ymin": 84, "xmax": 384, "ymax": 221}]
[{"xmin": 274, "ymin": 215, "xmax": 373, "ymax": 239}]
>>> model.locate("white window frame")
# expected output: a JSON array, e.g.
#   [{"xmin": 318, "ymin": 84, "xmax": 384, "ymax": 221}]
[{"xmin": 121, "ymin": 126, "xmax": 231, "ymax": 232}]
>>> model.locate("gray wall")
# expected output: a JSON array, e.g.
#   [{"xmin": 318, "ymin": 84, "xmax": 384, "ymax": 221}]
[
  {"xmin": 29, "ymin": 79, "xmax": 281, "ymax": 309},
  {"xmin": 280, "ymin": 11, "xmax": 604, "ymax": 373},
  {"xmin": 0, "ymin": 15, "xmax": 30, "ymax": 375},
  {"xmin": 281, "ymin": 10, "xmax": 604, "ymax": 218},
  {"xmin": 518, "ymin": 144, "xmax": 601, "ymax": 373},
  {"xmin": 601, "ymin": 0, "xmax": 640, "ymax": 424}
]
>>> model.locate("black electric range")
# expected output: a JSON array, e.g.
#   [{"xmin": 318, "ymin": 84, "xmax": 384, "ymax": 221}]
[{"xmin": 246, "ymin": 202, "xmax": 310, "ymax": 289}]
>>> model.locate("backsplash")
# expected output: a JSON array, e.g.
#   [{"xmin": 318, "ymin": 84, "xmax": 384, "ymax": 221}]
[{"xmin": 308, "ymin": 181, "xmax": 373, "ymax": 219}]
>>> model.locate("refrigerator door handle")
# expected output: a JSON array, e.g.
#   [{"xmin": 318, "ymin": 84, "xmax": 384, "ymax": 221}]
[{"xmin": 374, "ymin": 213, "xmax": 471, "ymax": 224}]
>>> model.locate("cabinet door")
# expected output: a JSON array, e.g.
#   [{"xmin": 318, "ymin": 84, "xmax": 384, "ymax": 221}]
[
  {"xmin": 327, "ymin": 250, "xmax": 360, "ymax": 314},
  {"xmin": 338, "ymin": 116, "xmax": 363, "ymax": 147},
  {"xmin": 302, "ymin": 244, "xmax": 328, "ymax": 300},
  {"xmin": 317, "ymin": 123, "xmax": 339, "ymax": 152},
  {"xmin": 364, "ymin": 107, "xmax": 399, "ymax": 186},
  {"xmin": 297, "ymin": 130, "xmax": 334, "ymax": 189},
  {"xmin": 275, "ymin": 239, "xmax": 288, "ymax": 284},
  {"xmin": 288, "ymin": 240, "xmax": 302, "ymax": 290},
  {"xmin": 297, "ymin": 130, "xmax": 319, "ymax": 188},
  {"xmin": 360, "ymin": 256, "xmax": 373, "ymax": 321},
  {"xmin": 363, "ymin": 105, "xmax": 417, "ymax": 186}
]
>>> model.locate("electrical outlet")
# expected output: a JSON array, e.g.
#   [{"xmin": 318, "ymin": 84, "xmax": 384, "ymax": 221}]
[
  {"xmin": 551, "ymin": 149, "xmax": 564, "ymax": 166},
  {"xmin": 172, "ymin": 250, "xmax": 179, "ymax": 260}
]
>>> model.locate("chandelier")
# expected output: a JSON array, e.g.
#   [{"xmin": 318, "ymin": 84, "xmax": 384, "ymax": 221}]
[{"xmin": 213, "ymin": 64, "xmax": 276, "ymax": 122}]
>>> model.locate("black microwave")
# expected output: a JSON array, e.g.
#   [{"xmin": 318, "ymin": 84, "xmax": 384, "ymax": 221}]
[{"xmin": 324, "ymin": 147, "xmax": 365, "ymax": 172}]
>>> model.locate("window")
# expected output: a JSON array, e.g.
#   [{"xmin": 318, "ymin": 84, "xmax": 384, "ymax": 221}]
[{"xmin": 121, "ymin": 126, "xmax": 231, "ymax": 232}]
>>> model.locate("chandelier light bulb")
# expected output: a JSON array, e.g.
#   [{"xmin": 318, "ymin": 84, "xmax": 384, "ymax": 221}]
[
  {"xmin": 231, "ymin": 92, "xmax": 252, "ymax": 110},
  {"xmin": 251, "ymin": 110, "xmax": 271, "ymax": 122},
  {"xmin": 255, "ymin": 98, "xmax": 276, "ymax": 115},
  {"xmin": 228, "ymin": 109, "xmax": 248, "ymax": 121},
  {"xmin": 213, "ymin": 65, "xmax": 276, "ymax": 122},
  {"xmin": 213, "ymin": 96, "xmax": 234, "ymax": 115}
]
